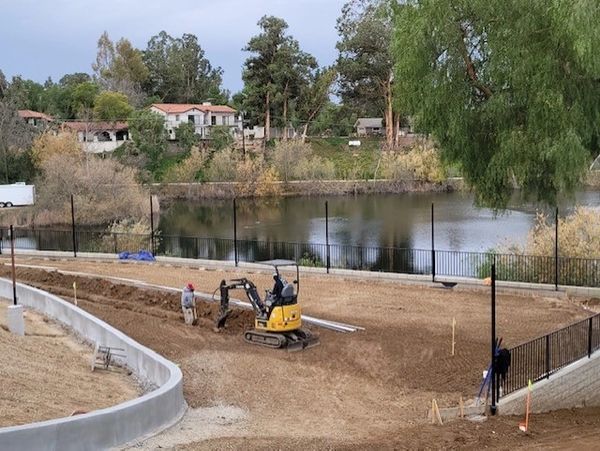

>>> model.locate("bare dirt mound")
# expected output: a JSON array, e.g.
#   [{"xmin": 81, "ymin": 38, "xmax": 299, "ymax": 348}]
[
  {"xmin": 1, "ymin": 267, "xmax": 255, "ymax": 336},
  {"xmin": 3, "ymin": 260, "xmax": 598, "ymax": 449},
  {"xmin": 0, "ymin": 299, "xmax": 139, "ymax": 427}
]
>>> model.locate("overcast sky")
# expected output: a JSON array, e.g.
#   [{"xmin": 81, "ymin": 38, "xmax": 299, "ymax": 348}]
[{"xmin": 0, "ymin": 0, "xmax": 347, "ymax": 94}]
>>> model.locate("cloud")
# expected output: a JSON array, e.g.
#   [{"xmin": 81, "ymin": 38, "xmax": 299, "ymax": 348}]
[{"xmin": 0, "ymin": 0, "xmax": 346, "ymax": 93}]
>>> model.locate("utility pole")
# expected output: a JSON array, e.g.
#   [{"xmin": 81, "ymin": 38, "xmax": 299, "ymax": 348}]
[{"xmin": 241, "ymin": 111, "xmax": 246, "ymax": 157}]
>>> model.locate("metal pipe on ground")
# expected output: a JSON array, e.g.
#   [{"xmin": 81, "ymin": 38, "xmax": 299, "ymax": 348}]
[{"xmin": 5, "ymin": 264, "xmax": 363, "ymax": 334}]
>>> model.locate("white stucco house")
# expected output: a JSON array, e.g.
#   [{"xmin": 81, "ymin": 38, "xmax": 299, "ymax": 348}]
[
  {"xmin": 149, "ymin": 103, "xmax": 240, "ymax": 140},
  {"xmin": 62, "ymin": 121, "xmax": 129, "ymax": 153},
  {"xmin": 18, "ymin": 110, "xmax": 54, "ymax": 127}
]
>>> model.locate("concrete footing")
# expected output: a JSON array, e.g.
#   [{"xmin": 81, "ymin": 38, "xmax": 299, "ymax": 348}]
[{"xmin": 7, "ymin": 304, "xmax": 24, "ymax": 336}]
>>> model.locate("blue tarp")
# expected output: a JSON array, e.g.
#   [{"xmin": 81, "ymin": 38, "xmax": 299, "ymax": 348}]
[{"xmin": 118, "ymin": 250, "xmax": 156, "ymax": 261}]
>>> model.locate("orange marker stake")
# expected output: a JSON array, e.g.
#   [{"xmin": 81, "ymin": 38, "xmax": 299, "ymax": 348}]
[{"xmin": 519, "ymin": 379, "xmax": 533, "ymax": 432}]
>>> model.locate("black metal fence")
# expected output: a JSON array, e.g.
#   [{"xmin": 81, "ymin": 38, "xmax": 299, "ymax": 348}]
[
  {"xmin": 500, "ymin": 313, "xmax": 600, "ymax": 396},
  {"xmin": 2, "ymin": 226, "xmax": 600, "ymax": 288}
]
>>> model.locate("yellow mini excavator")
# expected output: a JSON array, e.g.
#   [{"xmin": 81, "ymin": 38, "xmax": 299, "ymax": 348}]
[{"xmin": 215, "ymin": 260, "xmax": 319, "ymax": 351}]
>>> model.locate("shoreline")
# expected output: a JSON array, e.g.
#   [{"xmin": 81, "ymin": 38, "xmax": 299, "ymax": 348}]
[{"xmin": 150, "ymin": 177, "xmax": 465, "ymax": 201}]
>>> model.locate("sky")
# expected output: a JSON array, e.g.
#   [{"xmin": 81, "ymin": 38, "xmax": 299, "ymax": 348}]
[{"xmin": 0, "ymin": 0, "xmax": 347, "ymax": 94}]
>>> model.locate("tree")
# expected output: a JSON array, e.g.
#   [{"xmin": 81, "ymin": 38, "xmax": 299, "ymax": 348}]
[
  {"xmin": 174, "ymin": 121, "xmax": 198, "ymax": 153},
  {"xmin": 92, "ymin": 32, "xmax": 149, "ymax": 106},
  {"xmin": 59, "ymin": 73, "xmax": 91, "ymax": 87},
  {"xmin": 209, "ymin": 125, "xmax": 234, "ymax": 151},
  {"xmin": 393, "ymin": 0, "xmax": 600, "ymax": 208},
  {"xmin": 93, "ymin": 91, "xmax": 133, "ymax": 121},
  {"xmin": 336, "ymin": 0, "xmax": 398, "ymax": 147},
  {"xmin": 297, "ymin": 68, "xmax": 337, "ymax": 141},
  {"xmin": 35, "ymin": 153, "xmax": 149, "ymax": 226},
  {"xmin": 4, "ymin": 76, "xmax": 45, "ymax": 111},
  {"xmin": 0, "ymin": 100, "xmax": 36, "ymax": 182},
  {"xmin": 0, "ymin": 69, "xmax": 8, "ymax": 99},
  {"xmin": 71, "ymin": 81, "xmax": 99, "ymax": 112},
  {"xmin": 30, "ymin": 131, "xmax": 81, "ymax": 168},
  {"xmin": 143, "ymin": 31, "xmax": 226, "ymax": 104},
  {"xmin": 310, "ymin": 102, "xmax": 357, "ymax": 137},
  {"xmin": 272, "ymin": 36, "xmax": 317, "ymax": 137},
  {"xmin": 242, "ymin": 16, "xmax": 317, "ymax": 141},
  {"xmin": 129, "ymin": 110, "xmax": 167, "ymax": 172}
]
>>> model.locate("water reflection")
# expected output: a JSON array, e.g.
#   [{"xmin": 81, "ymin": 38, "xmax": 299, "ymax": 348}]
[{"xmin": 159, "ymin": 190, "xmax": 600, "ymax": 253}]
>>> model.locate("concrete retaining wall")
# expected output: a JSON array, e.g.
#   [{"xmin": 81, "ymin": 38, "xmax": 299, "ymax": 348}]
[
  {"xmin": 0, "ymin": 278, "xmax": 186, "ymax": 451},
  {"xmin": 498, "ymin": 352, "xmax": 600, "ymax": 415}
]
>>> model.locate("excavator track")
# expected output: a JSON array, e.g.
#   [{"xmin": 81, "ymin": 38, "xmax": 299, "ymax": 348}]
[
  {"xmin": 244, "ymin": 330, "xmax": 287, "ymax": 348},
  {"xmin": 244, "ymin": 328, "xmax": 320, "ymax": 352}
]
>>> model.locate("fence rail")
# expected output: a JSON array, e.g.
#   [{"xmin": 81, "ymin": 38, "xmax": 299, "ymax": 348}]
[
  {"xmin": 1, "ymin": 227, "xmax": 600, "ymax": 288},
  {"xmin": 501, "ymin": 313, "xmax": 600, "ymax": 396}
]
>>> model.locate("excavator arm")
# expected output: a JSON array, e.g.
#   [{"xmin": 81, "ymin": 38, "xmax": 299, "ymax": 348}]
[{"xmin": 216, "ymin": 278, "xmax": 267, "ymax": 328}]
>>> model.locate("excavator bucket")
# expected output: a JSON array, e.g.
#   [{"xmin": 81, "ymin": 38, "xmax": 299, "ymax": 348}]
[{"xmin": 215, "ymin": 310, "xmax": 231, "ymax": 329}]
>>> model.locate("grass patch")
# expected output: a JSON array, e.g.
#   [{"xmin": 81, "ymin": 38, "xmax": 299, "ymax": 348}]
[{"xmin": 309, "ymin": 137, "xmax": 383, "ymax": 179}]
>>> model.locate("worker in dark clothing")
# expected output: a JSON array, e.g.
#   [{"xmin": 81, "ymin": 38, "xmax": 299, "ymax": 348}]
[
  {"xmin": 497, "ymin": 348, "xmax": 511, "ymax": 378},
  {"xmin": 496, "ymin": 348, "xmax": 511, "ymax": 394},
  {"xmin": 272, "ymin": 273, "xmax": 284, "ymax": 300}
]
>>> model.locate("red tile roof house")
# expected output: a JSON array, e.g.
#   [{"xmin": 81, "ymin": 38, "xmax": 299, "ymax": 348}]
[
  {"xmin": 149, "ymin": 103, "xmax": 240, "ymax": 140},
  {"xmin": 18, "ymin": 110, "xmax": 54, "ymax": 127},
  {"xmin": 61, "ymin": 121, "xmax": 129, "ymax": 153}
]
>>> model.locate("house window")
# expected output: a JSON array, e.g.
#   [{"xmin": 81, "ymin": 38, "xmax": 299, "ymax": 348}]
[
  {"xmin": 211, "ymin": 115, "xmax": 217, "ymax": 126},
  {"xmin": 222, "ymin": 116, "xmax": 227, "ymax": 125},
  {"xmin": 176, "ymin": 114, "xmax": 180, "ymax": 121},
  {"xmin": 188, "ymin": 115, "xmax": 195, "ymax": 124}
]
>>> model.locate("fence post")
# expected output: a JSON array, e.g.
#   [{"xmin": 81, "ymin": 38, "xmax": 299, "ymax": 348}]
[
  {"xmin": 545, "ymin": 334, "xmax": 550, "ymax": 379},
  {"xmin": 10, "ymin": 225, "xmax": 17, "ymax": 306},
  {"xmin": 70, "ymin": 194, "xmax": 77, "ymax": 258},
  {"xmin": 490, "ymin": 262, "xmax": 497, "ymax": 415},
  {"xmin": 431, "ymin": 203, "xmax": 435, "ymax": 282},
  {"xmin": 588, "ymin": 317, "xmax": 593, "ymax": 358},
  {"xmin": 150, "ymin": 195, "xmax": 155, "ymax": 256},
  {"xmin": 233, "ymin": 198, "xmax": 238, "ymax": 267},
  {"xmin": 325, "ymin": 201, "xmax": 330, "ymax": 274},
  {"xmin": 555, "ymin": 207, "xmax": 558, "ymax": 291}
]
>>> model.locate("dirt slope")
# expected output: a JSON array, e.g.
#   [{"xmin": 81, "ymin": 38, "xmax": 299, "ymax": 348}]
[{"xmin": 1, "ymin": 258, "xmax": 599, "ymax": 449}]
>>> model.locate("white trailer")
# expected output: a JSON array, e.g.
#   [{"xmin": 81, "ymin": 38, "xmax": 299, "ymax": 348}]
[{"xmin": 0, "ymin": 183, "xmax": 36, "ymax": 207}]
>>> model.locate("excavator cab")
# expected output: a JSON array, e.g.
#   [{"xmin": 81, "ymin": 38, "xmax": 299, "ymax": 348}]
[
  {"xmin": 259, "ymin": 260, "xmax": 302, "ymax": 332},
  {"xmin": 216, "ymin": 259, "xmax": 319, "ymax": 351}
]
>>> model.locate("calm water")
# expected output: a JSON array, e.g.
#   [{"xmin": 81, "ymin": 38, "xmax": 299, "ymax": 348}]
[{"xmin": 159, "ymin": 190, "xmax": 600, "ymax": 252}]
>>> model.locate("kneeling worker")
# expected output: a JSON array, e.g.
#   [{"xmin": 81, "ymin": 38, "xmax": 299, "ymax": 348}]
[{"xmin": 181, "ymin": 282, "xmax": 197, "ymax": 325}]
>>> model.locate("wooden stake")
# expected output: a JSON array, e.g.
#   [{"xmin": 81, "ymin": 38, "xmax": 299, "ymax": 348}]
[
  {"xmin": 431, "ymin": 399, "xmax": 443, "ymax": 425},
  {"xmin": 452, "ymin": 317, "xmax": 456, "ymax": 356},
  {"xmin": 435, "ymin": 399, "xmax": 443, "ymax": 425},
  {"xmin": 459, "ymin": 396, "xmax": 464, "ymax": 418},
  {"xmin": 73, "ymin": 281, "xmax": 77, "ymax": 306}
]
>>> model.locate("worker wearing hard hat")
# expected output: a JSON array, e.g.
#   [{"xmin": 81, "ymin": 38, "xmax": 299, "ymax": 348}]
[{"xmin": 181, "ymin": 282, "xmax": 197, "ymax": 325}]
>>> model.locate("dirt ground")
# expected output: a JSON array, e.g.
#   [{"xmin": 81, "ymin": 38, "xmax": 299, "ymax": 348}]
[
  {"xmin": 0, "ymin": 297, "xmax": 140, "ymax": 427},
  {"xmin": 2, "ymin": 256, "xmax": 600, "ymax": 449}
]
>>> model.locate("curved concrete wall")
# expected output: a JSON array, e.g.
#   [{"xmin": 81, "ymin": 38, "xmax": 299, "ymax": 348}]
[{"xmin": 0, "ymin": 278, "xmax": 186, "ymax": 451}]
